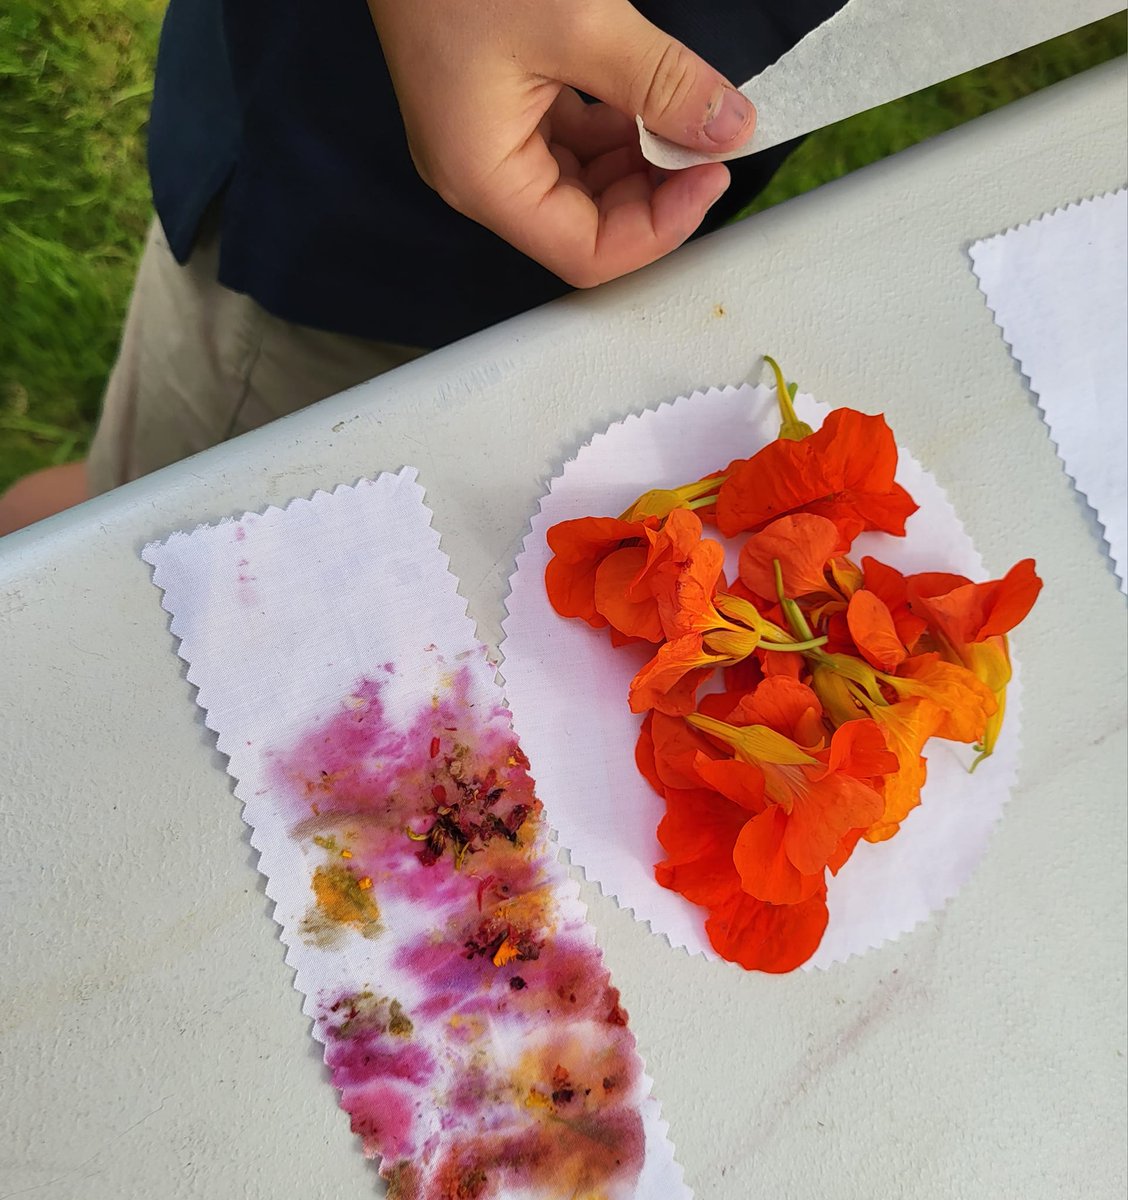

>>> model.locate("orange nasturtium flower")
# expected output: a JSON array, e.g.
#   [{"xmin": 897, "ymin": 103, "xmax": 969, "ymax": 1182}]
[
  {"xmin": 805, "ymin": 645, "xmax": 996, "ymax": 841},
  {"xmin": 545, "ymin": 508, "xmax": 716, "ymax": 644},
  {"xmin": 714, "ymin": 405, "xmax": 919, "ymax": 544},
  {"xmin": 683, "ymin": 678, "xmax": 897, "ymax": 906},
  {"xmin": 543, "ymin": 358, "xmax": 1041, "ymax": 973},
  {"xmin": 545, "ymin": 514, "xmax": 658, "ymax": 629},
  {"xmin": 907, "ymin": 559, "xmax": 1042, "ymax": 761},
  {"xmin": 638, "ymin": 714, "xmax": 831, "ymax": 972},
  {"xmin": 629, "ymin": 542, "xmax": 827, "ymax": 715}
]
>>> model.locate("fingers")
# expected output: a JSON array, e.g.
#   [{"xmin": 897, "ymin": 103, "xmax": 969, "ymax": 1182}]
[
  {"xmin": 480, "ymin": 127, "xmax": 730, "ymax": 287},
  {"xmin": 367, "ymin": 0, "xmax": 745, "ymax": 287},
  {"xmin": 547, "ymin": 0, "xmax": 756, "ymax": 153},
  {"xmin": 546, "ymin": 87, "xmax": 638, "ymax": 163}
]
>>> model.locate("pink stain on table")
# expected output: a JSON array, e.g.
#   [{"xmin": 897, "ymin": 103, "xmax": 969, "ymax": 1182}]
[{"xmin": 271, "ymin": 666, "xmax": 648, "ymax": 1200}]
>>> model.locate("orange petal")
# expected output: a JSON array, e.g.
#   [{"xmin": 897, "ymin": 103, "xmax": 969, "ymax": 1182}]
[
  {"xmin": 715, "ymin": 437, "xmax": 819, "ymax": 539},
  {"xmin": 737, "ymin": 513, "xmax": 842, "ymax": 600},
  {"xmin": 634, "ymin": 713, "xmax": 663, "ymax": 798},
  {"xmin": 655, "ymin": 789, "xmax": 748, "ymax": 908},
  {"xmin": 861, "ymin": 556, "xmax": 927, "ymax": 650},
  {"xmin": 727, "ymin": 676, "xmax": 825, "ymax": 742},
  {"xmin": 722, "ymin": 655, "xmax": 765, "ymax": 696},
  {"xmin": 704, "ymin": 887, "xmax": 829, "ymax": 973},
  {"xmin": 782, "ymin": 770, "xmax": 885, "ymax": 875},
  {"xmin": 732, "ymin": 806, "xmax": 825, "ymax": 904},
  {"xmin": 650, "ymin": 712, "xmax": 724, "ymax": 791},
  {"xmin": 593, "ymin": 546, "xmax": 664, "ymax": 642},
  {"xmin": 650, "ymin": 506, "xmax": 705, "ymax": 560},
  {"xmin": 692, "ymin": 753, "xmax": 767, "ymax": 813},
  {"xmin": 827, "ymin": 827, "xmax": 863, "ymax": 873},
  {"xmin": 628, "ymin": 634, "xmax": 726, "ymax": 716},
  {"xmin": 907, "ymin": 560, "xmax": 1042, "ymax": 646},
  {"xmin": 716, "ymin": 408, "xmax": 918, "ymax": 542},
  {"xmin": 822, "ymin": 610, "xmax": 855, "ymax": 656},
  {"xmin": 846, "ymin": 589, "xmax": 907, "ymax": 671},
  {"xmin": 757, "ymin": 647, "xmax": 806, "ymax": 681},
  {"xmin": 630, "ymin": 508, "xmax": 707, "ymax": 608},
  {"xmin": 978, "ymin": 559, "xmax": 1042, "ymax": 638},
  {"xmin": 892, "ymin": 655, "xmax": 997, "ymax": 744},
  {"xmin": 808, "ymin": 482, "xmax": 918, "ymax": 543},
  {"xmin": 544, "ymin": 515, "xmax": 653, "ymax": 626},
  {"xmin": 862, "ymin": 699, "xmax": 941, "ymax": 839},
  {"xmin": 821, "ymin": 718, "xmax": 899, "ymax": 781},
  {"xmin": 656, "ymin": 538, "xmax": 727, "ymax": 639}
]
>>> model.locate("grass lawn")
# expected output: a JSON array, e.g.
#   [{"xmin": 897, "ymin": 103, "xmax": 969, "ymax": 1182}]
[{"xmin": 0, "ymin": 7, "xmax": 1124, "ymax": 492}]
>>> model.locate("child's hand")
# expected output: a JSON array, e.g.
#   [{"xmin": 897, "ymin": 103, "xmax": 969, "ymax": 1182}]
[{"xmin": 368, "ymin": 0, "xmax": 756, "ymax": 287}]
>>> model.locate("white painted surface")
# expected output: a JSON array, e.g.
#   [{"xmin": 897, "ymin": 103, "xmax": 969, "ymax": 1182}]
[
  {"xmin": 639, "ymin": 0, "xmax": 1127, "ymax": 166},
  {"xmin": 1, "ymin": 62, "xmax": 1125, "ymax": 1200}
]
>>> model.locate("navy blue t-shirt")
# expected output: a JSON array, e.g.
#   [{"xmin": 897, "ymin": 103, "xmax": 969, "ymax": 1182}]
[{"xmin": 149, "ymin": 1, "xmax": 843, "ymax": 348}]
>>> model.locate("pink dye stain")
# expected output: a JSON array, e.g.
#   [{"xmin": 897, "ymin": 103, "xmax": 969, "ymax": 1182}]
[
  {"xmin": 273, "ymin": 667, "xmax": 648, "ymax": 1200},
  {"xmin": 344, "ymin": 1079, "xmax": 418, "ymax": 1162}
]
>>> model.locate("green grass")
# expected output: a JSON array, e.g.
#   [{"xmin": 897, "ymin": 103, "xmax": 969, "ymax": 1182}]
[
  {"xmin": 0, "ymin": 7, "xmax": 1124, "ymax": 493},
  {"xmin": 0, "ymin": 0, "xmax": 163, "ymax": 489},
  {"xmin": 740, "ymin": 15, "xmax": 1127, "ymax": 216}
]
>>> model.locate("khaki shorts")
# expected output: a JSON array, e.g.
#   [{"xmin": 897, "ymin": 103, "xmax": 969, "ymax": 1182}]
[{"xmin": 87, "ymin": 218, "xmax": 424, "ymax": 495}]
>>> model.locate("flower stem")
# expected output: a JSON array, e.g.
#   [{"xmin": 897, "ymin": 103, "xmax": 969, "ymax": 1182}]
[
  {"xmin": 760, "ymin": 635, "xmax": 828, "ymax": 653},
  {"xmin": 764, "ymin": 355, "xmax": 813, "ymax": 441},
  {"xmin": 773, "ymin": 558, "xmax": 816, "ymax": 642},
  {"xmin": 685, "ymin": 492, "xmax": 721, "ymax": 511}
]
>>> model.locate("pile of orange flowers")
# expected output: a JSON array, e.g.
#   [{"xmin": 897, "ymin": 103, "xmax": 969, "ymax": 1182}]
[{"xmin": 544, "ymin": 360, "xmax": 1042, "ymax": 972}]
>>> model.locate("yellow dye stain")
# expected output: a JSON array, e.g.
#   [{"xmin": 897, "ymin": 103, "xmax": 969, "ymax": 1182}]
[
  {"xmin": 524, "ymin": 1088, "xmax": 553, "ymax": 1112},
  {"xmin": 494, "ymin": 886, "xmax": 556, "ymax": 932},
  {"xmin": 300, "ymin": 865, "xmax": 382, "ymax": 946},
  {"xmin": 448, "ymin": 1013, "xmax": 486, "ymax": 1039},
  {"xmin": 492, "ymin": 939, "xmax": 521, "ymax": 968},
  {"xmin": 312, "ymin": 865, "xmax": 379, "ymax": 925}
]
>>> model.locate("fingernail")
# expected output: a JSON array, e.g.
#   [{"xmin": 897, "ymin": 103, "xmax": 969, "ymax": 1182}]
[{"xmin": 704, "ymin": 87, "xmax": 754, "ymax": 146}]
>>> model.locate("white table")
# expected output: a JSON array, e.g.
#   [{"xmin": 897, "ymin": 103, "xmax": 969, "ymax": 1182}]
[{"xmin": 2, "ymin": 60, "xmax": 1125, "ymax": 1200}]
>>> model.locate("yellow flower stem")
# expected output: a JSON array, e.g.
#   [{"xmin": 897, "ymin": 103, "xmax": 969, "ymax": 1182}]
[
  {"xmin": 849, "ymin": 680, "xmax": 880, "ymax": 709},
  {"xmin": 687, "ymin": 712, "xmax": 819, "ymax": 765},
  {"xmin": 761, "ymin": 635, "xmax": 828, "ymax": 652},
  {"xmin": 772, "ymin": 558, "xmax": 816, "ymax": 642},
  {"xmin": 685, "ymin": 491, "xmax": 722, "ymax": 510},
  {"xmin": 712, "ymin": 591, "xmax": 826, "ymax": 652},
  {"xmin": 807, "ymin": 649, "xmax": 886, "ymax": 704},
  {"xmin": 764, "ymin": 355, "xmax": 813, "ymax": 441},
  {"xmin": 618, "ymin": 475, "xmax": 729, "ymax": 520},
  {"xmin": 714, "ymin": 592, "xmax": 786, "ymax": 640}
]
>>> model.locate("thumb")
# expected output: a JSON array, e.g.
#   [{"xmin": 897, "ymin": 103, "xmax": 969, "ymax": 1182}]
[{"xmin": 557, "ymin": 1, "xmax": 755, "ymax": 152}]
